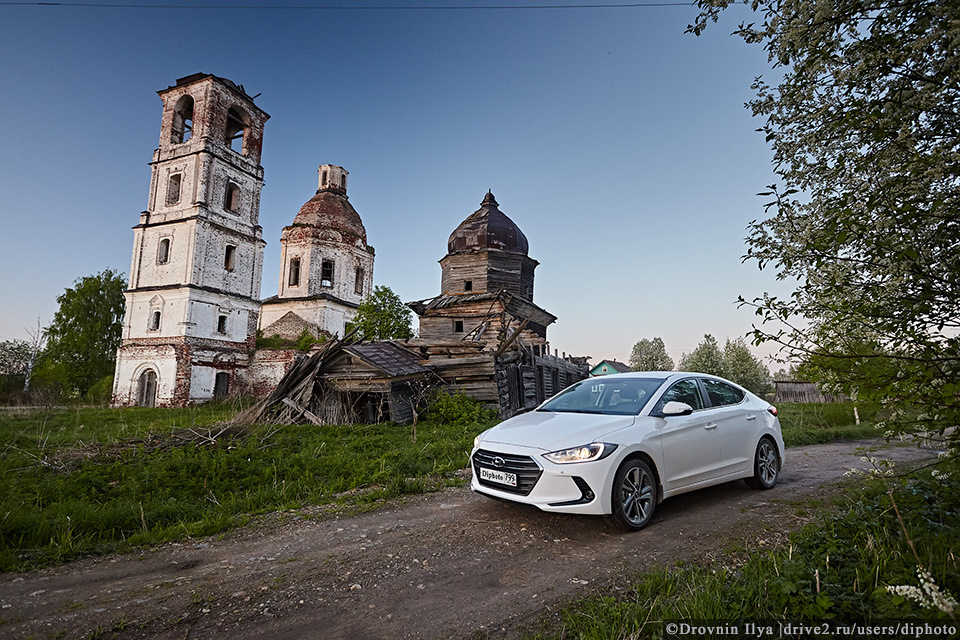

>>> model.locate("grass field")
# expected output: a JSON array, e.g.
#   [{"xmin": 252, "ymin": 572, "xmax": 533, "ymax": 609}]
[
  {"xmin": 0, "ymin": 399, "xmax": 880, "ymax": 572},
  {"xmin": 0, "ymin": 398, "xmax": 491, "ymax": 571},
  {"xmin": 777, "ymin": 401, "xmax": 881, "ymax": 446}
]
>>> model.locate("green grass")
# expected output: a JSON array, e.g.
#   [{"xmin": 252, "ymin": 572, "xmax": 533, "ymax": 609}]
[
  {"xmin": 528, "ymin": 464, "xmax": 960, "ymax": 639},
  {"xmin": 0, "ymin": 401, "xmax": 492, "ymax": 571},
  {"xmin": 779, "ymin": 401, "xmax": 881, "ymax": 446}
]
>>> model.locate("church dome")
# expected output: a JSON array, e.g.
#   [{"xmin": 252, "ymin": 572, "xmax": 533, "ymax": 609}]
[
  {"xmin": 447, "ymin": 191, "xmax": 529, "ymax": 256},
  {"xmin": 290, "ymin": 165, "xmax": 367, "ymax": 246}
]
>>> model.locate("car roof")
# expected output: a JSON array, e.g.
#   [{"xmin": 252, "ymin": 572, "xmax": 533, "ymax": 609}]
[
  {"xmin": 595, "ymin": 371, "xmax": 676, "ymax": 379},
  {"xmin": 593, "ymin": 371, "xmax": 729, "ymax": 382}
]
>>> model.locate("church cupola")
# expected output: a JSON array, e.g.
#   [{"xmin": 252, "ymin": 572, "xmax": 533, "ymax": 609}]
[
  {"xmin": 447, "ymin": 190, "xmax": 530, "ymax": 256},
  {"xmin": 258, "ymin": 164, "xmax": 375, "ymax": 339},
  {"xmin": 440, "ymin": 191, "xmax": 538, "ymax": 300},
  {"xmin": 318, "ymin": 164, "xmax": 348, "ymax": 195}
]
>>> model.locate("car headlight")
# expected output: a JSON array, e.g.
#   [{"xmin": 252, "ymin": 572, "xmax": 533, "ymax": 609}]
[
  {"xmin": 543, "ymin": 442, "xmax": 617, "ymax": 464},
  {"xmin": 473, "ymin": 434, "xmax": 481, "ymax": 449}
]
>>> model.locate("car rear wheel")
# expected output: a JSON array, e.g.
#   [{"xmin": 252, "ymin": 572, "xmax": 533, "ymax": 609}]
[
  {"xmin": 609, "ymin": 458, "xmax": 656, "ymax": 531},
  {"xmin": 745, "ymin": 438, "xmax": 780, "ymax": 489}
]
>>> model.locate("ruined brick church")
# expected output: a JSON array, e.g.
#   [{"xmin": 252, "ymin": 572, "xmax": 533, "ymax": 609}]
[{"xmin": 112, "ymin": 74, "xmax": 586, "ymax": 411}]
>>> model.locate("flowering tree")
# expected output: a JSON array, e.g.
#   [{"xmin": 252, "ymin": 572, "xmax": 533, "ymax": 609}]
[{"xmin": 690, "ymin": 0, "xmax": 960, "ymax": 449}]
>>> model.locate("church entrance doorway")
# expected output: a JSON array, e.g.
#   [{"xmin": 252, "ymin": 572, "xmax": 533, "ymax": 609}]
[{"xmin": 137, "ymin": 370, "xmax": 157, "ymax": 407}]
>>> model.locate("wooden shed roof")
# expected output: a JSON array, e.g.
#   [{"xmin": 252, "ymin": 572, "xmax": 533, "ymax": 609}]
[{"xmin": 343, "ymin": 342, "xmax": 429, "ymax": 377}]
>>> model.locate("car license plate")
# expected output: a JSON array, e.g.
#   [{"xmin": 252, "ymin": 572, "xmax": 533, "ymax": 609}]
[{"xmin": 479, "ymin": 466, "xmax": 517, "ymax": 487}]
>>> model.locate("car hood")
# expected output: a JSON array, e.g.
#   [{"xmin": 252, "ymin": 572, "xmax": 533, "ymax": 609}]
[{"xmin": 479, "ymin": 410, "xmax": 637, "ymax": 451}]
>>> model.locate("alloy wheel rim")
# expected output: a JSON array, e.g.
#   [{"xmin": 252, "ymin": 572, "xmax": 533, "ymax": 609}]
[
  {"xmin": 621, "ymin": 466, "xmax": 653, "ymax": 524},
  {"xmin": 758, "ymin": 442, "xmax": 778, "ymax": 485}
]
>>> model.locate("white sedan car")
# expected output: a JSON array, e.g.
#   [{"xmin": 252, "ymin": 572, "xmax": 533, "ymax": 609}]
[{"xmin": 470, "ymin": 372, "xmax": 784, "ymax": 530}]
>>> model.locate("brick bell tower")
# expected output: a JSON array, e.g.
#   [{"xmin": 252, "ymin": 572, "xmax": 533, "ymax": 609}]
[{"xmin": 113, "ymin": 73, "xmax": 269, "ymax": 407}]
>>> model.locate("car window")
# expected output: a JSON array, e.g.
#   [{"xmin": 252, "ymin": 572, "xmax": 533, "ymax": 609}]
[
  {"xmin": 654, "ymin": 379, "xmax": 704, "ymax": 413},
  {"xmin": 702, "ymin": 379, "xmax": 745, "ymax": 407},
  {"xmin": 539, "ymin": 378, "xmax": 665, "ymax": 415}
]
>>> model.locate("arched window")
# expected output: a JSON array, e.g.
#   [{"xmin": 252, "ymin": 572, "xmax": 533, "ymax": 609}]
[
  {"xmin": 166, "ymin": 174, "xmax": 182, "ymax": 206},
  {"xmin": 137, "ymin": 369, "xmax": 157, "ymax": 407},
  {"xmin": 288, "ymin": 257, "xmax": 301, "ymax": 287},
  {"xmin": 171, "ymin": 95, "xmax": 194, "ymax": 144},
  {"xmin": 149, "ymin": 310, "xmax": 161, "ymax": 331},
  {"xmin": 225, "ymin": 106, "xmax": 249, "ymax": 155},
  {"xmin": 217, "ymin": 314, "xmax": 228, "ymax": 334},
  {"xmin": 224, "ymin": 245, "xmax": 236, "ymax": 271},
  {"xmin": 321, "ymin": 170, "xmax": 328, "ymax": 187},
  {"xmin": 223, "ymin": 181, "xmax": 240, "ymax": 213},
  {"xmin": 157, "ymin": 238, "xmax": 171, "ymax": 264}
]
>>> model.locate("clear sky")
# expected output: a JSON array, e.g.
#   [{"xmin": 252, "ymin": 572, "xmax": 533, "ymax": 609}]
[{"xmin": 0, "ymin": 0, "xmax": 793, "ymax": 367}]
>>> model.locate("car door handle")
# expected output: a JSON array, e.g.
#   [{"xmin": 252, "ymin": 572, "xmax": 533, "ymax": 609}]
[
  {"xmin": 704, "ymin": 423, "xmax": 717, "ymax": 430},
  {"xmin": 746, "ymin": 415, "xmax": 757, "ymax": 421}
]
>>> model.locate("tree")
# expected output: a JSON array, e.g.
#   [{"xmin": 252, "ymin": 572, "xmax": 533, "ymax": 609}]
[
  {"xmin": 0, "ymin": 339, "xmax": 32, "ymax": 396},
  {"xmin": 628, "ymin": 337, "xmax": 674, "ymax": 372},
  {"xmin": 678, "ymin": 335, "xmax": 774, "ymax": 396},
  {"xmin": 678, "ymin": 335, "xmax": 725, "ymax": 378},
  {"xmin": 39, "ymin": 269, "xmax": 126, "ymax": 396},
  {"xmin": 23, "ymin": 316, "xmax": 47, "ymax": 392},
  {"xmin": 348, "ymin": 285, "xmax": 413, "ymax": 341},
  {"xmin": 723, "ymin": 337, "xmax": 774, "ymax": 397},
  {"xmin": 0, "ymin": 340, "xmax": 31, "ymax": 377},
  {"xmin": 690, "ymin": 0, "xmax": 960, "ymax": 447}
]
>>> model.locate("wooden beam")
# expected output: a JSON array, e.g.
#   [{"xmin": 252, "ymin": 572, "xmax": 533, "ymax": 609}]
[{"xmin": 494, "ymin": 318, "xmax": 529, "ymax": 358}]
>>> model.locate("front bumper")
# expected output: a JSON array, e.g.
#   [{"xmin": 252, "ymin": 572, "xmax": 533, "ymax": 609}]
[{"xmin": 470, "ymin": 444, "xmax": 616, "ymax": 516}]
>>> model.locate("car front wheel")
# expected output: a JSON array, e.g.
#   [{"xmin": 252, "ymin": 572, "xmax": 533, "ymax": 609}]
[
  {"xmin": 745, "ymin": 438, "xmax": 780, "ymax": 490},
  {"xmin": 609, "ymin": 458, "xmax": 656, "ymax": 531}
]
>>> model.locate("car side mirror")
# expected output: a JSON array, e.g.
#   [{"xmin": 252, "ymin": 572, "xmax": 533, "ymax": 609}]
[{"xmin": 661, "ymin": 401, "xmax": 694, "ymax": 417}]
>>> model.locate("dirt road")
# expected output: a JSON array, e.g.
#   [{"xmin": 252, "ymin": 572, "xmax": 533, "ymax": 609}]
[{"xmin": 0, "ymin": 439, "xmax": 937, "ymax": 640}]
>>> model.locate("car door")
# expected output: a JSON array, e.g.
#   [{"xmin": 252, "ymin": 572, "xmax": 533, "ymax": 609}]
[
  {"xmin": 701, "ymin": 378, "xmax": 754, "ymax": 476},
  {"xmin": 654, "ymin": 378, "xmax": 723, "ymax": 490}
]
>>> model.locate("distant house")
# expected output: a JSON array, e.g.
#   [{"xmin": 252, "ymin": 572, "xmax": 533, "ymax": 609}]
[{"xmin": 590, "ymin": 360, "xmax": 631, "ymax": 376}]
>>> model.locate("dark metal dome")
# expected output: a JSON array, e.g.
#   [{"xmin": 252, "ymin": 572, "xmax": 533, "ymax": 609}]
[{"xmin": 447, "ymin": 191, "xmax": 529, "ymax": 256}]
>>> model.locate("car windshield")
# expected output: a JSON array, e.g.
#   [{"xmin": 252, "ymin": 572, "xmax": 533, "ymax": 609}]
[{"xmin": 538, "ymin": 378, "xmax": 666, "ymax": 416}]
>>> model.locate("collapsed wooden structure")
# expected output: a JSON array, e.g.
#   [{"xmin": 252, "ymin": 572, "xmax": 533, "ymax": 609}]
[
  {"xmin": 235, "ymin": 329, "xmax": 588, "ymax": 426},
  {"xmin": 236, "ymin": 190, "xmax": 593, "ymax": 426}
]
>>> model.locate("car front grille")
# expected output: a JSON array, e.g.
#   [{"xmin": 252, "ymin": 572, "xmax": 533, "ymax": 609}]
[{"xmin": 472, "ymin": 449, "xmax": 542, "ymax": 496}]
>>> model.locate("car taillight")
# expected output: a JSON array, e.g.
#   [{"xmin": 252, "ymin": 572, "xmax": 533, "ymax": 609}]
[{"xmin": 767, "ymin": 406, "xmax": 778, "ymax": 417}]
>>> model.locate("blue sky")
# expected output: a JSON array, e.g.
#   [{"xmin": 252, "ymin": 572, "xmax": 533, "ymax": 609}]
[{"xmin": 0, "ymin": 0, "xmax": 792, "ymax": 367}]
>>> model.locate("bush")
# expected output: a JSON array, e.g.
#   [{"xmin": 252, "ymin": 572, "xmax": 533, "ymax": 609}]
[
  {"xmin": 85, "ymin": 375, "xmax": 114, "ymax": 405},
  {"xmin": 426, "ymin": 390, "xmax": 496, "ymax": 427}
]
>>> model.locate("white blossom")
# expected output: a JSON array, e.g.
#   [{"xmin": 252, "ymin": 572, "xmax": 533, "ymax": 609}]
[{"xmin": 887, "ymin": 568, "xmax": 958, "ymax": 615}]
